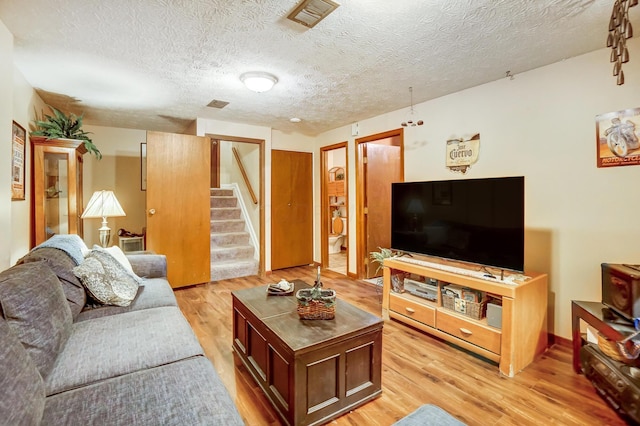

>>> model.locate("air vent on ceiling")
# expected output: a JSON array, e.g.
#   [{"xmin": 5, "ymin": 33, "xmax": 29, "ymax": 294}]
[
  {"xmin": 207, "ymin": 99, "xmax": 229, "ymax": 109},
  {"xmin": 287, "ymin": 0, "xmax": 340, "ymax": 28}
]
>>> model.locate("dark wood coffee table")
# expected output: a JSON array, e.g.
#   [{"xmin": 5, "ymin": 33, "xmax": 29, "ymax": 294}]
[{"xmin": 232, "ymin": 280, "xmax": 383, "ymax": 426}]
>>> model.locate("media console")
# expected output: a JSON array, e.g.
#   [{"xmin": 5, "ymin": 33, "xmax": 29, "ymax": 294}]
[{"xmin": 381, "ymin": 257, "xmax": 548, "ymax": 377}]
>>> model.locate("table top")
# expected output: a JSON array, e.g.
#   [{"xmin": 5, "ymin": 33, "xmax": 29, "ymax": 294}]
[
  {"xmin": 232, "ymin": 280, "xmax": 383, "ymax": 352},
  {"xmin": 572, "ymin": 300, "xmax": 637, "ymax": 336}
]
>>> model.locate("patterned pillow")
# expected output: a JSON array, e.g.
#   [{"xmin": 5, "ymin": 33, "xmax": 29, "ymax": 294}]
[
  {"xmin": 73, "ymin": 249, "xmax": 140, "ymax": 307},
  {"xmin": 92, "ymin": 245, "xmax": 143, "ymax": 285}
]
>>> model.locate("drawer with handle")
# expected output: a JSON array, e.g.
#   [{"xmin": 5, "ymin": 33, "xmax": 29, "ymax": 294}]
[
  {"xmin": 389, "ymin": 294, "xmax": 435, "ymax": 327},
  {"xmin": 437, "ymin": 309, "xmax": 501, "ymax": 354}
]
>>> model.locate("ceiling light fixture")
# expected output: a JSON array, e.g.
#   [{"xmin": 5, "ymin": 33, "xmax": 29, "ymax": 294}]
[
  {"xmin": 401, "ymin": 87, "xmax": 423, "ymax": 127},
  {"xmin": 290, "ymin": 117, "xmax": 302, "ymax": 123},
  {"xmin": 608, "ymin": 0, "xmax": 637, "ymax": 85},
  {"xmin": 287, "ymin": 0, "xmax": 340, "ymax": 28},
  {"xmin": 240, "ymin": 72, "xmax": 278, "ymax": 92}
]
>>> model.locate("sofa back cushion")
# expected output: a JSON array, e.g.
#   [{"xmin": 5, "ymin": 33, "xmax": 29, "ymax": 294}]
[
  {"xmin": 17, "ymin": 247, "xmax": 87, "ymax": 319},
  {"xmin": 0, "ymin": 317, "xmax": 45, "ymax": 425},
  {"xmin": 0, "ymin": 261, "xmax": 73, "ymax": 378}
]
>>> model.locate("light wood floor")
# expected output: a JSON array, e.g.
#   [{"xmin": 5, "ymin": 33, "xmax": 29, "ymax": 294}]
[{"xmin": 174, "ymin": 265, "xmax": 625, "ymax": 426}]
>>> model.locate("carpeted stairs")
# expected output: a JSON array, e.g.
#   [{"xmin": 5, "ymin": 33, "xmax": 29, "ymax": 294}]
[{"xmin": 210, "ymin": 188, "xmax": 259, "ymax": 281}]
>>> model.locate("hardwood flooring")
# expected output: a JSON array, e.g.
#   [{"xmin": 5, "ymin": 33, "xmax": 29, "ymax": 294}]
[{"xmin": 174, "ymin": 265, "xmax": 625, "ymax": 426}]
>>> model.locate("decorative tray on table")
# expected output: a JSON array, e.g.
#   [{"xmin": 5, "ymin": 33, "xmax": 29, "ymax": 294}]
[{"xmin": 267, "ymin": 280, "xmax": 294, "ymax": 296}]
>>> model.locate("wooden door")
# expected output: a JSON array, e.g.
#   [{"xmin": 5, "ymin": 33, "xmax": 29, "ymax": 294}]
[
  {"xmin": 146, "ymin": 131, "xmax": 211, "ymax": 288},
  {"xmin": 271, "ymin": 150, "xmax": 313, "ymax": 270},
  {"xmin": 360, "ymin": 139, "xmax": 403, "ymax": 279}
]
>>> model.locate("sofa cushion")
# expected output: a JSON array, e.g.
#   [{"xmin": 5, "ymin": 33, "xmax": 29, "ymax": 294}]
[
  {"xmin": 73, "ymin": 249, "xmax": 140, "ymax": 307},
  {"xmin": 17, "ymin": 246, "xmax": 87, "ymax": 319},
  {"xmin": 76, "ymin": 278, "xmax": 177, "ymax": 322},
  {"xmin": 0, "ymin": 317, "xmax": 46, "ymax": 426},
  {"xmin": 45, "ymin": 306, "xmax": 205, "ymax": 395},
  {"xmin": 0, "ymin": 261, "xmax": 73, "ymax": 378},
  {"xmin": 42, "ymin": 357, "xmax": 244, "ymax": 425}
]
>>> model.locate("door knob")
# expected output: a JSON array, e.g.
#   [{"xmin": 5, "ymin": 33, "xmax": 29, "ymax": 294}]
[{"xmin": 149, "ymin": 208, "xmax": 156, "ymax": 215}]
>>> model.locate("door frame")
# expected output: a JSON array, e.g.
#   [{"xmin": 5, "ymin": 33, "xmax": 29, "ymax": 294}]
[
  {"xmin": 206, "ymin": 133, "xmax": 265, "ymax": 276},
  {"xmin": 355, "ymin": 128, "xmax": 404, "ymax": 279},
  {"xmin": 320, "ymin": 141, "xmax": 348, "ymax": 273}
]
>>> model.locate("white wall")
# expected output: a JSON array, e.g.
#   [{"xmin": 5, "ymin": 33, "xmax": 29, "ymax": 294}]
[
  {"xmin": 0, "ymin": 20, "xmax": 13, "ymax": 269},
  {"xmin": 82, "ymin": 125, "xmax": 147, "ymax": 248},
  {"xmin": 316, "ymin": 40, "xmax": 640, "ymax": 339}
]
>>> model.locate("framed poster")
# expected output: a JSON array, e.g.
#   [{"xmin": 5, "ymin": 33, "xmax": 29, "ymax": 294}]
[
  {"xmin": 596, "ymin": 107, "xmax": 640, "ymax": 168},
  {"xmin": 11, "ymin": 121, "xmax": 26, "ymax": 200}
]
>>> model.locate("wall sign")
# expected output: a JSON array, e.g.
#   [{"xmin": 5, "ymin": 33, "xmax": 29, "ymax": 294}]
[
  {"xmin": 596, "ymin": 107, "xmax": 640, "ymax": 168},
  {"xmin": 446, "ymin": 133, "xmax": 480, "ymax": 174},
  {"xmin": 11, "ymin": 121, "xmax": 26, "ymax": 201}
]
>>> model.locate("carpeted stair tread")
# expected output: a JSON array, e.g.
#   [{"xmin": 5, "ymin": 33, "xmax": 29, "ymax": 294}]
[
  {"xmin": 211, "ymin": 244, "xmax": 255, "ymax": 262},
  {"xmin": 210, "ymin": 258, "xmax": 259, "ymax": 282},
  {"xmin": 211, "ymin": 219, "xmax": 245, "ymax": 233},
  {"xmin": 211, "ymin": 231, "xmax": 250, "ymax": 246},
  {"xmin": 210, "ymin": 188, "xmax": 233, "ymax": 196},
  {"xmin": 210, "ymin": 207, "xmax": 241, "ymax": 220},
  {"xmin": 210, "ymin": 196, "xmax": 237, "ymax": 208}
]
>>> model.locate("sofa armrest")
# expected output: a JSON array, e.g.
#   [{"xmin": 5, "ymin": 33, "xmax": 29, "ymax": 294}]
[{"xmin": 126, "ymin": 254, "xmax": 167, "ymax": 279}]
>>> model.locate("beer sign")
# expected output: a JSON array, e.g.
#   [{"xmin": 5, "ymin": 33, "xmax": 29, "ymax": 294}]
[{"xmin": 446, "ymin": 133, "xmax": 480, "ymax": 174}]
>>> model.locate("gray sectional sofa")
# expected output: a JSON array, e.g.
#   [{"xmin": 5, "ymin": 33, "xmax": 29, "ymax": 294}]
[{"xmin": 0, "ymin": 236, "xmax": 244, "ymax": 425}]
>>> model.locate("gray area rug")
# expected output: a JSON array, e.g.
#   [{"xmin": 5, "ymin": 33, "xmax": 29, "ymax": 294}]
[{"xmin": 393, "ymin": 404, "xmax": 466, "ymax": 426}]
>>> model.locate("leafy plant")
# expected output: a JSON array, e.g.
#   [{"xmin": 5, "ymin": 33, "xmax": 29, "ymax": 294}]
[
  {"xmin": 31, "ymin": 106, "xmax": 102, "ymax": 159},
  {"xmin": 370, "ymin": 247, "xmax": 405, "ymax": 275}
]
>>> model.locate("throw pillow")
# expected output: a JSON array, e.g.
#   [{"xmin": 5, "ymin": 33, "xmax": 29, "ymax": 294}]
[
  {"xmin": 0, "ymin": 261, "xmax": 73, "ymax": 378},
  {"xmin": 73, "ymin": 249, "xmax": 140, "ymax": 307},
  {"xmin": 92, "ymin": 245, "xmax": 143, "ymax": 285}
]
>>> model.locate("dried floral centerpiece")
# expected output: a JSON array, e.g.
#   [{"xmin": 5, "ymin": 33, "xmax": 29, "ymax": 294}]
[{"xmin": 296, "ymin": 267, "xmax": 336, "ymax": 320}]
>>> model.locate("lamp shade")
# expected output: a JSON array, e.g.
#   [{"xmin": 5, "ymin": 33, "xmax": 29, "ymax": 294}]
[{"xmin": 81, "ymin": 190, "xmax": 126, "ymax": 219}]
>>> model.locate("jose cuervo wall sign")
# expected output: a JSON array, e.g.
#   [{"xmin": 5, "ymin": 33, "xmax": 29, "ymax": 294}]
[{"xmin": 446, "ymin": 133, "xmax": 480, "ymax": 174}]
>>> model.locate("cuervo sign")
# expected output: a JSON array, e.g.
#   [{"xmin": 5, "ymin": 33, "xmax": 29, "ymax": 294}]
[{"xmin": 446, "ymin": 133, "xmax": 480, "ymax": 174}]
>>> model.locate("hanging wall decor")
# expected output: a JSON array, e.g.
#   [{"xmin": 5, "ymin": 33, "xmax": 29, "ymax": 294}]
[
  {"xmin": 596, "ymin": 107, "xmax": 640, "ymax": 167},
  {"xmin": 607, "ymin": 0, "xmax": 637, "ymax": 85},
  {"xmin": 446, "ymin": 133, "xmax": 480, "ymax": 174},
  {"xmin": 11, "ymin": 121, "xmax": 26, "ymax": 201}
]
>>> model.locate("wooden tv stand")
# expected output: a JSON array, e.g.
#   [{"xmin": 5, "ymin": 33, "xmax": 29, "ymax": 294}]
[{"xmin": 381, "ymin": 257, "xmax": 548, "ymax": 377}]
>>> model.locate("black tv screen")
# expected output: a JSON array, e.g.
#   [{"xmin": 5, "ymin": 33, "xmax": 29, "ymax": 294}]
[{"xmin": 391, "ymin": 176, "xmax": 524, "ymax": 272}]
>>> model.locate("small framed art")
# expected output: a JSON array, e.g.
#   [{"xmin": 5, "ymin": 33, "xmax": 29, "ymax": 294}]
[{"xmin": 11, "ymin": 121, "xmax": 26, "ymax": 200}]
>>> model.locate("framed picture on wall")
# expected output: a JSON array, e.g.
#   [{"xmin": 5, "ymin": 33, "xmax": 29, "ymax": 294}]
[
  {"xmin": 11, "ymin": 121, "xmax": 26, "ymax": 201},
  {"xmin": 596, "ymin": 107, "xmax": 640, "ymax": 168}
]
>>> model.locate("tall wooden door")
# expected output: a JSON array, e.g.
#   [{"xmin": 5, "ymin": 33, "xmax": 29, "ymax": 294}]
[
  {"xmin": 359, "ymin": 138, "xmax": 403, "ymax": 279},
  {"xmin": 146, "ymin": 131, "xmax": 211, "ymax": 288},
  {"xmin": 271, "ymin": 150, "xmax": 313, "ymax": 270}
]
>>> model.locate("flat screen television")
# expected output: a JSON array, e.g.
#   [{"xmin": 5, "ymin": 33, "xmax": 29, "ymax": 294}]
[{"xmin": 391, "ymin": 176, "xmax": 525, "ymax": 272}]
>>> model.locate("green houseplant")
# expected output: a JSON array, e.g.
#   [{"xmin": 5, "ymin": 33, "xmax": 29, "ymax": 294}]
[
  {"xmin": 31, "ymin": 106, "xmax": 102, "ymax": 159},
  {"xmin": 370, "ymin": 247, "xmax": 406, "ymax": 292}
]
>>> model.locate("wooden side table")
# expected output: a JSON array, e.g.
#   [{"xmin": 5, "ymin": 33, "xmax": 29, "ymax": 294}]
[{"xmin": 571, "ymin": 300, "xmax": 636, "ymax": 373}]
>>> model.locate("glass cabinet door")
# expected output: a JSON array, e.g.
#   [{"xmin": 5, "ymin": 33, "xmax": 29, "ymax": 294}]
[{"xmin": 31, "ymin": 137, "xmax": 86, "ymax": 247}]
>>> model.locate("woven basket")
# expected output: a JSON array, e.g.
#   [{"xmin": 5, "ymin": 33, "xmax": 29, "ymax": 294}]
[
  {"xmin": 442, "ymin": 294, "xmax": 487, "ymax": 320},
  {"xmin": 296, "ymin": 288, "xmax": 336, "ymax": 320},
  {"xmin": 597, "ymin": 333, "xmax": 627, "ymax": 362}
]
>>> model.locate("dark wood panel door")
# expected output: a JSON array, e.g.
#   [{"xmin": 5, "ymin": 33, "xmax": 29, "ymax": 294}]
[{"xmin": 271, "ymin": 150, "xmax": 313, "ymax": 270}]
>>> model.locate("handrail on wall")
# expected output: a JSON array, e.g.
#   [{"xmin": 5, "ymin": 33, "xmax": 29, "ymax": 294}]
[{"xmin": 232, "ymin": 147, "xmax": 258, "ymax": 205}]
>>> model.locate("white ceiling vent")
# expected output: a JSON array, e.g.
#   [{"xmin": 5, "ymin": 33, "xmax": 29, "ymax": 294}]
[
  {"xmin": 207, "ymin": 99, "xmax": 229, "ymax": 109},
  {"xmin": 287, "ymin": 0, "xmax": 340, "ymax": 28}
]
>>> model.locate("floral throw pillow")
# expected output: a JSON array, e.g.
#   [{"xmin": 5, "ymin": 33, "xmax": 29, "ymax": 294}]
[{"xmin": 73, "ymin": 249, "xmax": 140, "ymax": 307}]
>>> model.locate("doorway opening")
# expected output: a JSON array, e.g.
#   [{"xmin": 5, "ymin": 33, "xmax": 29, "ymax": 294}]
[
  {"xmin": 355, "ymin": 129, "xmax": 404, "ymax": 280},
  {"xmin": 208, "ymin": 135, "xmax": 265, "ymax": 278},
  {"xmin": 321, "ymin": 142, "xmax": 348, "ymax": 275}
]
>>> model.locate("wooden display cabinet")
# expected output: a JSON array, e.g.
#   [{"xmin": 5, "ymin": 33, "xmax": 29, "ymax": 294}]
[
  {"xmin": 382, "ymin": 257, "xmax": 548, "ymax": 377},
  {"xmin": 31, "ymin": 137, "xmax": 87, "ymax": 247}
]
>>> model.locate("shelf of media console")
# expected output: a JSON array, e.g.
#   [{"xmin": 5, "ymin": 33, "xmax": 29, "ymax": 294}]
[{"xmin": 392, "ymin": 257, "xmax": 531, "ymax": 286}]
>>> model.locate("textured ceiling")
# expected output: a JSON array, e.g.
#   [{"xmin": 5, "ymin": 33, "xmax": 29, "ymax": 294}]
[{"xmin": 0, "ymin": 0, "xmax": 629, "ymax": 136}]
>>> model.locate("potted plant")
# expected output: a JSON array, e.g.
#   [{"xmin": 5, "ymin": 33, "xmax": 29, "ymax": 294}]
[
  {"xmin": 31, "ymin": 106, "xmax": 102, "ymax": 159},
  {"xmin": 370, "ymin": 247, "xmax": 406, "ymax": 292}
]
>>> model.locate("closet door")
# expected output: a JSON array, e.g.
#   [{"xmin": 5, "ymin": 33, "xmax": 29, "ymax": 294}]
[
  {"xmin": 271, "ymin": 150, "xmax": 313, "ymax": 270},
  {"xmin": 146, "ymin": 131, "xmax": 211, "ymax": 288}
]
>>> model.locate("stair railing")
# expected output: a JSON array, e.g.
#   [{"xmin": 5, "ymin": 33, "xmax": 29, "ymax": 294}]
[{"xmin": 232, "ymin": 147, "xmax": 258, "ymax": 205}]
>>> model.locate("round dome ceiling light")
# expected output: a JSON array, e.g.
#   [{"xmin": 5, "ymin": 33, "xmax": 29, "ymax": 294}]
[
  {"xmin": 240, "ymin": 72, "xmax": 278, "ymax": 93},
  {"xmin": 290, "ymin": 117, "xmax": 302, "ymax": 123}
]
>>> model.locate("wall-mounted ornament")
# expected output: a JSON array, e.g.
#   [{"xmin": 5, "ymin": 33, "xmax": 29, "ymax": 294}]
[
  {"xmin": 596, "ymin": 107, "xmax": 640, "ymax": 167},
  {"xmin": 445, "ymin": 133, "xmax": 480, "ymax": 174},
  {"xmin": 607, "ymin": 0, "xmax": 637, "ymax": 85},
  {"xmin": 401, "ymin": 87, "xmax": 424, "ymax": 127}
]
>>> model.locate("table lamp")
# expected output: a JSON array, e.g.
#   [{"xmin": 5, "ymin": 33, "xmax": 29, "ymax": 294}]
[{"xmin": 81, "ymin": 190, "xmax": 126, "ymax": 247}]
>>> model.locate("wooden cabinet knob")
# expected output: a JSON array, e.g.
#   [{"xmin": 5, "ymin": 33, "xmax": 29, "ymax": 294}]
[{"xmin": 405, "ymin": 307, "xmax": 415, "ymax": 314}]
